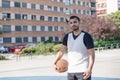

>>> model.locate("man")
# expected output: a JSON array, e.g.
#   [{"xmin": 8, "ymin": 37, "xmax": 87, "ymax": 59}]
[{"xmin": 53, "ymin": 15, "xmax": 95, "ymax": 80}]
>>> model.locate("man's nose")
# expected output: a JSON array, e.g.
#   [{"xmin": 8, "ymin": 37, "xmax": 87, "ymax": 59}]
[{"xmin": 71, "ymin": 23, "xmax": 76, "ymax": 26}]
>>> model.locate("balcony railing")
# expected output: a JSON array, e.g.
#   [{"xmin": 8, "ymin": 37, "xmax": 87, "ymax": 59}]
[
  {"xmin": 91, "ymin": 0, "xmax": 96, "ymax": 3},
  {"xmin": 91, "ymin": 7, "xmax": 96, "ymax": 10}
]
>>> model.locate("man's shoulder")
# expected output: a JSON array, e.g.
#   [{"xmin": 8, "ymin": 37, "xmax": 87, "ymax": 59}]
[
  {"xmin": 82, "ymin": 31, "xmax": 91, "ymax": 36},
  {"xmin": 82, "ymin": 31, "xmax": 89, "ymax": 34},
  {"xmin": 68, "ymin": 31, "xmax": 72, "ymax": 34},
  {"xmin": 65, "ymin": 32, "xmax": 72, "ymax": 36}
]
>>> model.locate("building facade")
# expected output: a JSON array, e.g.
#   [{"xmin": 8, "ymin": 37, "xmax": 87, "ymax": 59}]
[
  {"xmin": 96, "ymin": 0, "xmax": 120, "ymax": 16},
  {"xmin": 0, "ymin": 0, "xmax": 96, "ymax": 46}
]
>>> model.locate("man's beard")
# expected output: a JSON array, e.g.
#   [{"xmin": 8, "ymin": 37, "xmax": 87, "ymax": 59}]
[{"xmin": 73, "ymin": 26, "xmax": 79, "ymax": 31}]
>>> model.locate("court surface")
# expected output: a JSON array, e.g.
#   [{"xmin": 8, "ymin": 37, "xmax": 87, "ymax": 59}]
[
  {"xmin": 0, "ymin": 76, "xmax": 120, "ymax": 80},
  {"xmin": 0, "ymin": 49, "xmax": 120, "ymax": 80}
]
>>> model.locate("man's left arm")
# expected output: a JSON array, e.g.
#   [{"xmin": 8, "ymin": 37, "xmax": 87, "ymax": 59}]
[
  {"xmin": 88, "ymin": 48, "xmax": 95, "ymax": 72},
  {"xmin": 83, "ymin": 32, "xmax": 95, "ymax": 79},
  {"xmin": 83, "ymin": 48, "xmax": 95, "ymax": 79}
]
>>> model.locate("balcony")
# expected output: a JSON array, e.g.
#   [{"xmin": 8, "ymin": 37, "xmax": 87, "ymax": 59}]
[
  {"xmin": 91, "ymin": 7, "xmax": 96, "ymax": 10},
  {"xmin": 91, "ymin": 0, "xmax": 96, "ymax": 3}
]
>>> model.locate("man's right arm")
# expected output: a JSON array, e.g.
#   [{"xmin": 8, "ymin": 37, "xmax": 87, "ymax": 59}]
[
  {"xmin": 53, "ymin": 33, "xmax": 68, "ymax": 67},
  {"xmin": 53, "ymin": 44, "xmax": 67, "ymax": 66}
]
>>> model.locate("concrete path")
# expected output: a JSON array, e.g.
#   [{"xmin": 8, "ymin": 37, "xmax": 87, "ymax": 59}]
[{"xmin": 0, "ymin": 49, "xmax": 120, "ymax": 78}]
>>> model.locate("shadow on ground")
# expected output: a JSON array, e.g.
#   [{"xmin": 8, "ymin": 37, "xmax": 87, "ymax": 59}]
[{"xmin": 0, "ymin": 76, "xmax": 120, "ymax": 80}]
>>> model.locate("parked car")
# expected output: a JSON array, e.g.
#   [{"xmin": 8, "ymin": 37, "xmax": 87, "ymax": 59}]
[
  {"xmin": 14, "ymin": 45, "xmax": 25, "ymax": 54},
  {"xmin": 8, "ymin": 46, "xmax": 15, "ymax": 52},
  {"xmin": 0, "ymin": 45, "xmax": 9, "ymax": 53},
  {"xmin": 25, "ymin": 43, "xmax": 36, "ymax": 48}
]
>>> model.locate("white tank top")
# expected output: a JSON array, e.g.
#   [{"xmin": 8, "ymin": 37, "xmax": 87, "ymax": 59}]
[{"xmin": 67, "ymin": 32, "xmax": 89, "ymax": 73}]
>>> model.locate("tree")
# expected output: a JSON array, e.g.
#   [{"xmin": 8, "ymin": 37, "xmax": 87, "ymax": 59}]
[
  {"xmin": 108, "ymin": 11, "xmax": 120, "ymax": 40},
  {"xmin": 81, "ymin": 14, "xmax": 117, "ymax": 40},
  {"xmin": 108, "ymin": 11, "xmax": 120, "ymax": 26}
]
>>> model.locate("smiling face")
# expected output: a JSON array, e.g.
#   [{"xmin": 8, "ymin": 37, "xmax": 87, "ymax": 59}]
[{"xmin": 69, "ymin": 18, "xmax": 80, "ymax": 31}]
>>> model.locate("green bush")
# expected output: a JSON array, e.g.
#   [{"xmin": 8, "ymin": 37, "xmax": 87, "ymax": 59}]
[
  {"xmin": 22, "ymin": 47, "xmax": 36, "ymax": 53},
  {"xmin": 45, "ymin": 43, "xmax": 54, "ymax": 53},
  {"xmin": 0, "ymin": 54, "xmax": 6, "ymax": 60},
  {"xmin": 94, "ymin": 39, "xmax": 120, "ymax": 48},
  {"xmin": 44, "ymin": 40, "xmax": 53, "ymax": 43},
  {"xmin": 21, "ymin": 47, "xmax": 36, "ymax": 56},
  {"xmin": 94, "ymin": 40, "xmax": 106, "ymax": 47},
  {"xmin": 36, "ymin": 42, "xmax": 46, "ymax": 55},
  {"xmin": 36, "ymin": 42, "xmax": 55, "ymax": 55},
  {"xmin": 52, "ymin": 44, "xmax": 62, "ymax": 52}
]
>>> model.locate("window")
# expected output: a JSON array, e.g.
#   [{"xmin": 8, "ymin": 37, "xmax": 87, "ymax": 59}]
[
  {"xmin": 2, "ymin": 1, "xmax": 10, "ymax": 8},
  {"xmin": 91, "ymin": 2, "xmax": 96, "ymax": 7},
  {"xmin": 49, "ymin": 37, "xmax": 53, "ymax": 41},
  {"xmin": 87, "ymin": 10, "xmax": 90, "ymax": 15},
  {"xmin": 54, "ymin": 17, "xmax": 58, "ymax": 21},
  {"xmin": 40, "ymin": 16, "xmax": 44, "ymax": 20},
  {"xmin": 54, "ymin": 7, "xmax": 57, "ymax": 11},
  {"xmin": 83, "ymin": 10, "xmax": 86, "ymax": 14},
  {"xmin": 48, "ymin": 26, "xmax": 52, "ymax": 31},
  {"xmin": 65, "ymin": 0, "xmax": 70, "ymax": 5},
  {"xmin": 2, "ymin": 13, "xmax": 11, "ymax": 20},
  {"xmin": 60, "ymin": 7, "xmax": 63, "ymax": 12},
  {"xmin": 40, "ymin": 5, "xmax": 44, "ymax": 10},
  {"xmin": 41, "ymin": 26, "xmax": 45, "ymax": 31},
  {"xmin": 54, "ymin": 26, "xmax": 58, "ymax": 31},
  {"xmin": 32, "ymin": 37, "xmax": 37, "ymax": 42},
  {"xmin": 15, "ymin": 25, "xmax": 21, "ymax": 31},
  {"xmin": 23, "ymin": 37, "xmax": 28, "ymax": 42},
  {"xmin": 60, "ymin": 27, "xmax": 64, "ymax": 31},
  {"xmin": 73, "ymin": 0, "xmax": 76, "ymax": 4},
  {"xmin": 3, "ymin": 25, "xmax": 11, "ymax": 33},
  {"xmin": 83, "ymin": 2, "xmax": 85, "ymax": 6},
  {"xmin": 48, "ymin": 17, "xmax": 52, "ymax": 21},
  {"xmin": 60, "ymin": 17, "xmax": 64, "ymax": 22},
  {"xmin": 41, "ymin": 37, "xmax": 45, "ymax": 41},
  {"xmin": 91, "ymin": 10, "xmax": 96, "ymax": 15},
  {"xmin": 31, "ymin": 4, "xmax": 36, "ymax": 9},
  {"xmin": 23, "ymin": 26, "xmax": 27, "ymax": 31},
  {"xmin": 55, "ymin": 37, "xmax": 59, "ymax": 41},
  {"xmin": 78, "ymin": 10, "xmax": 81, "ymax": 14},
  {"xmin": 73, "ymin": 9, "xmax": 76, "ymax": 13},
  {"xmin": 66, "ymin": 8, "xmax": 70, "ymax": 14},
  {"xmin": 32, "ymin": 26, "xmax": 36, "ymax": 31},
  {"xmin": 60, "ymin": 0, "xmax": 63, "ymax": 2},
  {"xmin": 14, "ymin": 2, "xmax": 20, "ymax": 7},
  {"xmin": 86, "ymin": 2, "xmax": 89, "ymax": 7},
  {"xmin": 22, "ymin": 3, "xmax": 27, "ymax": 8},
  {"xmin": 22, "ymin": 14, "xmax": 27, "ymax": 20},
  {"xmin": 15, "ymin": 14, "xmax": 21, "ymax": 19},
  {"xmin": 48, "ymin": 6, "xmax": 52, "ymax": 11},
  {"xmin": 16, "ymin": 37, "xmax": 22, "ymax": 43},
  {"xmin": 78, "ymin": 1, "xmax": 81, "ymax": 5},
  {"xmin": 103, "ymin": 3, "xmax": 106, "ymax": 7},
  {"xmin": 31, "ymin": 15, "xmax": 36, "ymax": 20},
  {"xmin": 3, "ymin": 38, "xmax": 11, "ymax": 43},
  {"xmin": 54, "ymin": 0, "xmax": 57, "ymax": 2}
]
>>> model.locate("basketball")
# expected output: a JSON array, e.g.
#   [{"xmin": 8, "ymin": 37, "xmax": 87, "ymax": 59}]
[{"xmin": 56, "ymin": 59, "xmax": 68, "ymax": 73}]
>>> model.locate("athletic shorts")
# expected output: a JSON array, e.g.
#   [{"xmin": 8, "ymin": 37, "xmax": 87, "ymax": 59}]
[{"xmin": 67, "ymin": 73, "xmax": 91, "ymax": 80}]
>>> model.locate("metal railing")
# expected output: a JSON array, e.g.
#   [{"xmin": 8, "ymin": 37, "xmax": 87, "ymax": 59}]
[{"xmin": 95, "ymin": 43, "xmax": 120, "ymax": 51}]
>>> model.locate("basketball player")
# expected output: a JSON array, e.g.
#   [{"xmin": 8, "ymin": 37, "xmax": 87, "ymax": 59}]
[{"xmin": 53, "ymin": 15, "xmax": 95, "ymax": 80}]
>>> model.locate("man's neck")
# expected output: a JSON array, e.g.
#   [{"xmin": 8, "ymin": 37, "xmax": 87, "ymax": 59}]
[{"xmin": 73, "ymin": 30, "xmax": 82, "ymax": 36}]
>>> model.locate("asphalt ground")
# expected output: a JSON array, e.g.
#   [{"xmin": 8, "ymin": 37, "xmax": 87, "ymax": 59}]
[{"xmin": 0, "ymin": 49, "xmax": 120, "ymax": 80}]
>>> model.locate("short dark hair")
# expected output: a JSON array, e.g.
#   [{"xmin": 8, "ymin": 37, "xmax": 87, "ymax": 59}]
[{"xmin": 69, "ymin": 15, "xmax": 80, "ymax": 22}]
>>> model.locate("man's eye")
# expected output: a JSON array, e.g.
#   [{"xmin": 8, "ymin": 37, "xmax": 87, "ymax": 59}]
[{"xmin": 74, "ymin": 21, "xmax": 77, "ymax": 23}]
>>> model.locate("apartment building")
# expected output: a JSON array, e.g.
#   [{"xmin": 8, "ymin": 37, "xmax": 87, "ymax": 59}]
[
  {"xmin": 96, "ymin": 0, "xmax": 120, "ymax": 16},
  {"xmin": 0, "ymin": 0, "xmax": 96, "ymax": 46}
]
